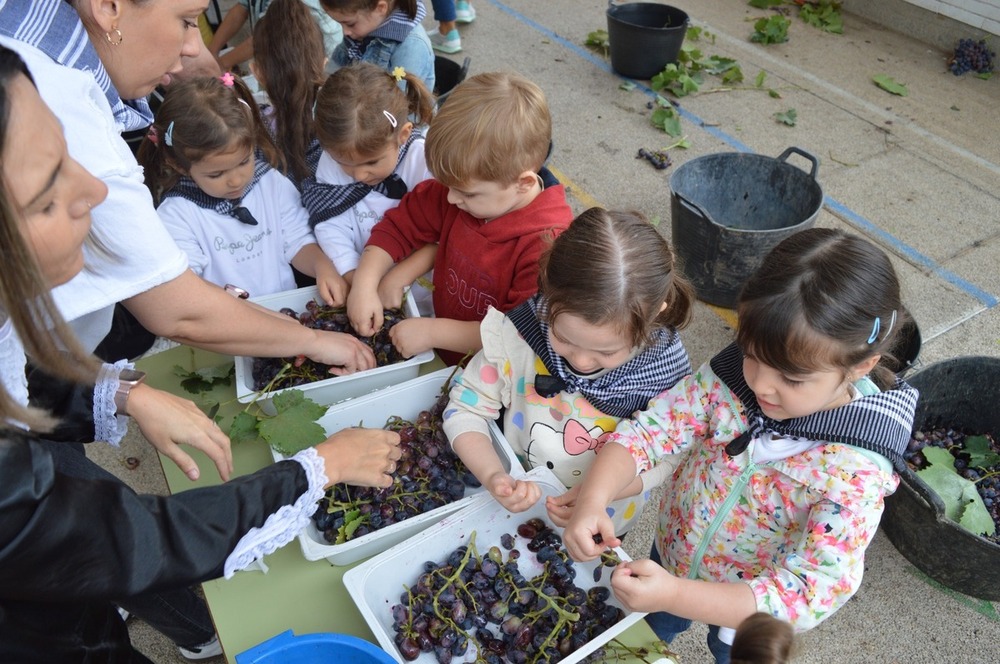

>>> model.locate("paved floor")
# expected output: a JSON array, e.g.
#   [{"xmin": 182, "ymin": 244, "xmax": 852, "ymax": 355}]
[{"xmin": 95, "ymin": 0, "xmax": 1000, "ymax": 661}]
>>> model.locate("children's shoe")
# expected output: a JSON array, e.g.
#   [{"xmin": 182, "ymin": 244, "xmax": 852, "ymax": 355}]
[
  {"xmin": 178, "ymin": 635, "xmax": 223, "ymax": 661},
  {"xmin": 430, "ymin": 28, "xmax": 462, "ymax": 54},
  {"xmin": 455, "ymin": 1, "xmax": 476, "ymax": 23}
]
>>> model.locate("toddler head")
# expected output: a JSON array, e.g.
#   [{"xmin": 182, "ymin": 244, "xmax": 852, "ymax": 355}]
[
  {"xmin": 139, "ymin": 74, "xmax": 280, "ymax": 202},
  {"xmin": 321, "ymin": 0, "xmax": 418, "ymax": 41},
  {"xmin": 537, "ymin": 208, "xmax": 694, "ymax": 373},
  {"xmin": 314, "ymin": 62, "xmax": 434, "ymax": 185},
  {"xmin": 737, "ymin": 227, "xmax": 907, "ymax": 417},
  {"xmin": 730, "ymin": 613, "xmax": 795, "ymax": 664}
]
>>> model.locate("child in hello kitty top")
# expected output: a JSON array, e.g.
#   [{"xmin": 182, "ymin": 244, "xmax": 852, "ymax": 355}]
[
  {"xmin": 561, "ymin": 228, "xmax": 919, "ymax": 663},
  {"xmin": 442, "ymin": 208, "xmax": 694, "ymax": 534}
]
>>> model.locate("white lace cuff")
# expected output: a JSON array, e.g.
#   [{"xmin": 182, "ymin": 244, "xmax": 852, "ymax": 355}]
[
  {"xmin": 222, "ymin": 447, "xmax": 328, "ymax": 578},
  {"xmin": 93, "ymin": 360, "xmax": 132, "ymax": 446}
]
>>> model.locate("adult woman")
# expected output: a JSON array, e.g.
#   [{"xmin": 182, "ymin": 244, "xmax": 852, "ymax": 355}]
[
  {"xmin": 0, "ymin": 0, "xmax": 376, "ymax": 476},
  {"xmin": 0, "ymin": 45, "xmax": 401, "ymax": 662}
]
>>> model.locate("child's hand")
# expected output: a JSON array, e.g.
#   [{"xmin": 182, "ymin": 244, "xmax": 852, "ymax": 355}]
[
  {"xmin": 545, "ymin": 484, "xmax": 581, "ymax": 528},
  {"xmin": 347, "ymin": 288, "xmax": 385, "ymax": 337},
  {"xmin": 487, "ymin": 472, "xmax": 542, "ymax": 512},
  {"xmin": 388, "ymin": 318, "xmax": 434, "ymax": 359},
  {"xmin": 315, "ymin": 262, "xmax": 349, "ymax": 307},
  {"xmin": 377, "ymin": 273, "xmax": 409, "ymax": 310},
  {"xmin": 563, "ymin": 508, "xmax": 620, "ymax": 562},
  {"xmin": 610, "ymin": 559, "xmax": 675, "ymax": 614}
]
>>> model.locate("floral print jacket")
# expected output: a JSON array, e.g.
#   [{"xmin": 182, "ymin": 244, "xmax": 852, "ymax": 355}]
[{"xmin": 606, "ymin": 362, "xmax": 899, "ymax": 632}]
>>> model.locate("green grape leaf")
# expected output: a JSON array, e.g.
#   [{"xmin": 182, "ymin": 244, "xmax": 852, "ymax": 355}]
[
  {"xmin": 336, "ymin": 509, "xmax": 364, "ymax": 544},
  {"xmin": 964, "ymin": 435, "xmax": 1000, "ymax": 468},
  {"xmin": 650, "ymin": 107, "xmax": 683, "ymax": 137},
  {"xmin": 800, "ymin": 2, "xmax": 844, "ymax": 34},
  {"xmin": 229, "ymin": 410, "xmax": 261, "ymax": 446},
  {"xmin": 751, "ymin": 15, "xmax": 790, "ymax": 44},
  {"xmin": 260, "ymin": 411, "xmax": 327, "ymax": 456},
  {"xmin": 619, "ymin": 80, "xmax": 637, "ymax": 91},
  {"xmin": 873, "ymin": 74, "xmax": 908, "ymax": 96},
  {"xmin": 173, "ymin": 363, "xmax": 235, "ymax": 394},
  {"xmin": 774, "ymin": 108, "xmax": 798, "ymax": 126},
  {"xmin": 755, "ymin": 70, "xmax": 767, "ymax": 88},
  {"xmin": 768, "ymin": 88, "xmax": 782, "ymax": 98},
  {"xmin": 584, "ymin": 29, "xmax": 610, "ymax": 57},
  {"xmin": 917, "ymin": 446, "xmax": 995, "ymax": 535},
  {"xmin": 272, "ymin": 389, "xmax": 328, "ymax": 421},
  {"xmin": 748, "ymin": 0, "xmax": 784, "ymax": 8}
]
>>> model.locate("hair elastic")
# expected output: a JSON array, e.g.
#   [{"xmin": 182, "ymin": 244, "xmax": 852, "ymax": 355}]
[
  {"xmin": 383, "ymin": 110, "xmax": 398, "ymax": 128},
  {"xmin": 146, "ymin": 126, "xmax": 159, "ymax": 145},
  {"xmin": 164, "ymin": 121, "xmax": 175, "ymax": 147},
  {"xmin": 391, "ymin": 66, "xmax": 406, "ymax": 82},
  {"xmin": 220, "ymin": 72, "xmax": 235, "ymax": 87}
]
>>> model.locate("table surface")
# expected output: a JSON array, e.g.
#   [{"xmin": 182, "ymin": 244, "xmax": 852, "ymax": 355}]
[{"xmin": 138, "ymin": 345, "xmax": 663, "ymax": 662}]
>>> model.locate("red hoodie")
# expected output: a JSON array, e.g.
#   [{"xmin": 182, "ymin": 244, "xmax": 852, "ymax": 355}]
[{"xmin": 368, "ymin": 179, "xmax": 573, "ymax": 364}]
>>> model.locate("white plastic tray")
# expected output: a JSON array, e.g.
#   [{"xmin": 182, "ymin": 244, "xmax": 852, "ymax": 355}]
[
  {"xmin": 277, "ymin": 368, "xmax": 523, "ymax": 566},
  {"xmin": 344, "ymin": 466, "xmax": 646, "ymax": 664},
  {"xmin": 234, "ymin": 285, "xmax": 435, "ymax": 412}
]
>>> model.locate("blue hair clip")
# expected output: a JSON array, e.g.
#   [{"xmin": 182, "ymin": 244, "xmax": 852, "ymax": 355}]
[
  {"xmin": 164, "ymin": 121, "xmax": 175, "ymax": 147},
  {"xmin": 867, "ymin": 309, "xmax": 898, "ymax": 345}
]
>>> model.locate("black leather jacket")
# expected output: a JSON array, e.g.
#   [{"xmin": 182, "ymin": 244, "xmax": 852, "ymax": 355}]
[{"xmin": 0, "ymin": 431, "xmax": 308, "ymax": 662}]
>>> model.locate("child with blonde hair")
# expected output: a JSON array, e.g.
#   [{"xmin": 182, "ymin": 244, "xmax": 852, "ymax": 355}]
[
  {"xmin": 304, "ymin": 62, "xmax": 436, "ymax": 308},
  {"xmin": 347, "ymin": 71, "xmax": 573, "ymax": 365},
  {"xmin": 562, "ymin": 228, "xmax": 919, "ymax": 663},
  {"xmin": 138, "ymin": 74, "xmax": 347, "ymax": 305},
  {"xmin": 443, "ymin": 209, "xmax": 694, "ymax": 534}
]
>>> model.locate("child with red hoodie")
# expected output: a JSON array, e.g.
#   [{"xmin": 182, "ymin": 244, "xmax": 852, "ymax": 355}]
[{"xmin": 346, "ymin": 71, "xmax": 573, "ymax": 365}]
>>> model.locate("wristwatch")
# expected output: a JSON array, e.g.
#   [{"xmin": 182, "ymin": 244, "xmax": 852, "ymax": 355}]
[
  {"xmin": 224, "ymin": 283, "xmax": 250, "ymax": 299},
  {"xmin": 114, "ymin": 369, "xmax": 147, "ymax": 413}
]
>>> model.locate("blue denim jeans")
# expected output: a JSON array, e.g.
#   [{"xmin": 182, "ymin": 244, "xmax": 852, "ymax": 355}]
[
  {"xmin": 38, "ymin": 440, "xmax": 216, "ymax": 649},
  {"xmin": 645, "ymin": 544, "xmax": 732, "ymax": 664},
  {"xmin": 431, "ymin": 0, "xmax": 456, "ymax": 22}
]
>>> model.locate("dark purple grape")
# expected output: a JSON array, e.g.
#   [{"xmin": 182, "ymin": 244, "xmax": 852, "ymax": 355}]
[
  {"xmin": 398, "ymin": 637, "xmax": 420, "ymax": 661},
  {"xmin": 500, "ymin": 533, "xmax": 515, "ymax": 550}
]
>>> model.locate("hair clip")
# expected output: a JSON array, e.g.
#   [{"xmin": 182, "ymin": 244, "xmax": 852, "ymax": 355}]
[
  {"xmin": 147, "ymin": 126, "xmax": 159, "ymax": 145},
  {"xmin": 391, "ymin": 66, "xmax": 406, "ymax": 82},
  {"xmin": 238, "ymin": 98, "xmax": 252, "ymax": 110},
  {"xmin": 220, "ymin": 72, "xmax": 235, "ymax": 87},
  {"xmin": 867, "ymin": 309, "xmax": 898, "ymax": 345},
  {"xmin": 164, "ymin": 121, "xmax": 175, "ymax": 147},
  {"xmin": 383, "ymin": 109, "xmax": 398, "ymax": 128}
]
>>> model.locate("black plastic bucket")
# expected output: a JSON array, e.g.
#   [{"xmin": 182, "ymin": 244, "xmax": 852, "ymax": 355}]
[
  {"xmin": 881, "ymin": 356, "xmax": 1000, "ymax": 600},
  {"xmin": 669, "ymin": 147, "xmax": 823, "ymax": 309},
  {"xmin": 606, "ymin": 2, "xmax": 688, "ymax": 80}
]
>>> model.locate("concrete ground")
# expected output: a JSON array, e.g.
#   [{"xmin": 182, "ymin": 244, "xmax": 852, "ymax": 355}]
[{"xmin": 93, "ymin": 0, "xmax": 1000, "ymax": 661}]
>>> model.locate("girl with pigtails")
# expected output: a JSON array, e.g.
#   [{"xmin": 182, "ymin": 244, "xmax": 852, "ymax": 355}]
[
  {"xmin": 137, "ymin": 74, "xmax": 347, "ymax": 305},
  {"xmin": 304, "ymin": 62, "xmax": 437, "ymax": 313}
]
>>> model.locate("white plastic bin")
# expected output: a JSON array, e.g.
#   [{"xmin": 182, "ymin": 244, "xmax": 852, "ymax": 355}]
[
  {"xmin": 234, "ymin": 285, "xmax": 435, "ymax": 412},
  {"xmin": 280, "ymin": 368, "xmax": 523, "ymax": 566},
  {"xmin": 343, "ymin": 466, "xmax": 646, "ymax": 664}
]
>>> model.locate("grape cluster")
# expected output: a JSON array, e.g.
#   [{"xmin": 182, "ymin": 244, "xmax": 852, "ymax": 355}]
[
  {"xmin": 636, "ymin": 147, "xmax": 671, "ymax": 170},
  {"xmin": 905, "ymin": 427, "xmax": 1000, "ymax": 544},
  {"xmin": 251, "ymin": 300, "xmax": 406, "ymax": 390},
  {"xmin": 313, "ymin": 390, "xmax": 481, "ymax": 544},
  {"xmin": 389, "ymin": 518, "xmax": 625, "ymax": 663},
  {"xmin": 949, "ymin": 38, "xmax": 995, "ymax": 75}
]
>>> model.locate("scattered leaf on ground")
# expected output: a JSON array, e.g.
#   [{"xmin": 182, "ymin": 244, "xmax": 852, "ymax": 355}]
[
  {"xmin": 873, "ymin": 74, "xmax": 908, "ymax": 96},
  {"xmin": 173, "ymin": 363, "xmax": 235, "ymax": 394},
  {"xmin": 584, "ymin": 29, "xmax": 610, "ymax": 57},
  {"xmin": 774, "ymin": 108, "xmax": 797, "ymax": 125}
]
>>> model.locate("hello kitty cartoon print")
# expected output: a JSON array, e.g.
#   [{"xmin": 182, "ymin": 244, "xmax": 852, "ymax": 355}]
[{"xmin": 526, "ymin": 419, "xmax": 610, "ymax": 488}]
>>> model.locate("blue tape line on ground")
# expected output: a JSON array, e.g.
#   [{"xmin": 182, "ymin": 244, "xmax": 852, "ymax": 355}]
[{"xmin": 486, "ymin": 0, "xmax": 997, "ymax": 308}]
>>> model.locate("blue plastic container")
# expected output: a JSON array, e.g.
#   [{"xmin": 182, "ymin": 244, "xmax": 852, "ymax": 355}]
[{"xmin": 235, "ymin": 630, "xmax": 397, "ymax": 664}]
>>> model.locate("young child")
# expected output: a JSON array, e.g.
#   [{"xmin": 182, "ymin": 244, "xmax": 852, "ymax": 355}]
[
  {"xmin": 442, "ymin": 208, "xmax": 694, "ymax": 534},
  {"xmin": 138, "ymin": 74, "xmax": 347, "ymax": 305},
  {"xmin": 346, "ymin": 71, "xmax": 574, "ymax": 365},
  {"xmin": 730, "ymin": 613, "xmax": 796, "ymax": 664},
  {"xmin": 251, "ymin": 0, "xmax": 328, "ymax": 187},
  {"xmin": 321, "ymin": 0, "xmax": 435, "ymax": 91},
  {"xmin": 560, "ymin": 228, "xmax": 919, "ymax": 663},
  {"xmin": 304, "ymin": 62, "xmax": 436, "ymax": 309},
  {"xmin": 428, "ymin": 0, "xmax": 475, "ymax": 54}
]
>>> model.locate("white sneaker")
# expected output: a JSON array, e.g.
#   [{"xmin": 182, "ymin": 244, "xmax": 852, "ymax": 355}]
[
  {"xmin": 178, "ymin": 634, "xmax": 223, "ymax": 660},
  {"xmin": 455, "ymin": 1, "xmax": 476, "ymax": 23},
  {"xmin": 430, "ymin": 28, "xmax": 462, "ymax": 54}
]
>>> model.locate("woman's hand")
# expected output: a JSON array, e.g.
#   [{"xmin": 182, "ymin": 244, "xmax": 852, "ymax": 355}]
[
  {"xmin": 486, "ymin": 472, "xmax": 542, "ymax": 513},
  {"xmin": 126, "ymin": 384, "xmax": 233, "ymax": 481},
  {"xmin": 388, "ymin": 318, "xmax": 434, "ymax": 359},
  {"xmin": 315, "ymin": 427, "xmax": 402, "ymax": 488},
  {"xmin": 305, "ymin": 331, "xmax": 376, "ymax": 374}
]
